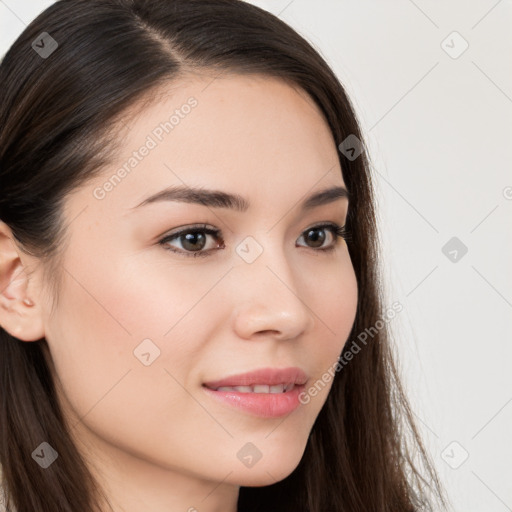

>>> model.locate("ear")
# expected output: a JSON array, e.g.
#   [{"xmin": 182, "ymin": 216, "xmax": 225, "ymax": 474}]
[{"xmin": 0, "ymin": 220, "xmax": 45, "ymax": 342}]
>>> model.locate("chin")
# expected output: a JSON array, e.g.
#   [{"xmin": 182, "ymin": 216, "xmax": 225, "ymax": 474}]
[
  {"xmin": 230, "ymin": 448, "xmax": 305, "ymax": 487},
  {"xmin": 234, "ymin": 468, "xmax": 295, "ymax": 487}
]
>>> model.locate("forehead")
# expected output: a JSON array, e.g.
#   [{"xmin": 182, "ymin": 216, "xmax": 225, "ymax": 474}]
[{"xmin": 67, "ymin": 73, "xmax": 346, "ymax": 219}]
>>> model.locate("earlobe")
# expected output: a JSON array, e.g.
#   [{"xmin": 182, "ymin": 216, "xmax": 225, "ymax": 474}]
[{"xmin": 0, "ymin": 221, "xmax": 46, "ymax": 342}]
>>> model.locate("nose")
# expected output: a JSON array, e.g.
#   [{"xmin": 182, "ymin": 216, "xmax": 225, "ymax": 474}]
[{"xmin": 230, "ymin": 241, "xmax": 314, "ymax": 341}]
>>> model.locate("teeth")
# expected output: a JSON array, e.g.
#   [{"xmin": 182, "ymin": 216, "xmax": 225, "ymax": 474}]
[
  {"xmin": 213, "ymin": 384, "xmax": 294, "ymax": 393},
  {"xmin": 233, "ymin": 386, "xmax": 252, "ymax": 393}
]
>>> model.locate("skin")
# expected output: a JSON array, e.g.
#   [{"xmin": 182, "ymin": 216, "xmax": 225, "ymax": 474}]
[{"xmin": 0, "ymin": 73, "xmax": 358, "ymax": 512}]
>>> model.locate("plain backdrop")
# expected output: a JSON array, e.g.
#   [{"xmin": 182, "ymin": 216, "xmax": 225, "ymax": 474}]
[{"xmin": 1, "ymin": 1, "xmax": 511, "ymax": 511}]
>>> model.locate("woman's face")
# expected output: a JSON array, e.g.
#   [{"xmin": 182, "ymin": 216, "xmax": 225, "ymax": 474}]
[{"xmin": 35, "ymin": 74, "xmax": 358, "ymax": 506}]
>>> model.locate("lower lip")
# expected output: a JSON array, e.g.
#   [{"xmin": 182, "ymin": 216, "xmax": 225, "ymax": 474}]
[{"xmin": 202, "ymin": 384, "xmax": 305, "ymax": 418}]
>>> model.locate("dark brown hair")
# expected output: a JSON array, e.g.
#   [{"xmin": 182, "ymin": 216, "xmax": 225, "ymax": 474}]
[{"xmin": 0, "ymin": 1, "xmax": 447, "ymax": 510}]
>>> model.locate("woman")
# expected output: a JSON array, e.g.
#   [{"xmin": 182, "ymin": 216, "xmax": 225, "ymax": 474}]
[{"xmin": 0, "ymin": 1, "xmax": 447, "ymax": 511}]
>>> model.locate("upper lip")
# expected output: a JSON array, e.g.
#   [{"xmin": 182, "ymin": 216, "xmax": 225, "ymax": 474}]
[{"xmin": 203, "ymin": 367, "xmax": 308, "ymax": 389}]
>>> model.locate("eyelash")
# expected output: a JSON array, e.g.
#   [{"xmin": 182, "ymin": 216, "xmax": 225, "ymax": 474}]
[{"xmin": 158, "ymin": 222, "xmax": 351, "ymax": 258}]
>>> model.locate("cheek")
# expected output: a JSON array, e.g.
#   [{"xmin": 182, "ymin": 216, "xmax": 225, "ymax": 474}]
[
  {"xmin": 44, "ymin": 266, "xmax": 210, "ymax": 463},
  {"xmin": 301, "ymin": 256, "xmax": 358, "ymax": 404},
  {"xmin": 44, "ymin": 273, "xmax": 140, "ymax": 422},
  {"xmin": 44, "ymin": 262, "xmax": 169, "ymax": 418},
  {"xmin": 310, "ymin": 252, "xmax": 358, "ymax": 349},
  {"xmin": 44, "ymin": 250, "xmax": 220, "ymax": 409}
]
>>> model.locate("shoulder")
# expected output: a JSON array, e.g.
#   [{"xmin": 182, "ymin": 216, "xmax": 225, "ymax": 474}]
[
  {"xmin": 0, "ymin": 467, "xmax": 9, "ymax": 512},
  {"xmin": 0, "ymin": 466, "xmax": 18, "ymax": 512}
]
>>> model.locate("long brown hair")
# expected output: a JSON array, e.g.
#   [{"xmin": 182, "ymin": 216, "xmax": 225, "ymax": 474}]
[{"xmin": 0, "ymin": 1, "xmax": 447, "ymax": 510}]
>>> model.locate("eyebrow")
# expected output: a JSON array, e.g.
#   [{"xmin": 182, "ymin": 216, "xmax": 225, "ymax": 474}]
[{"xmin": 130, "ymin": 184, "xmax": 349, "ymax": 212}]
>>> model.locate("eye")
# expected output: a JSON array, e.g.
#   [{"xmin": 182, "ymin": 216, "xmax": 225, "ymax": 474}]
[
  {"xmin": 297, "ymin": 222, "xmax": 349, "ymax": 253},
  {"xmin": 158, "ymin": 222, "xmax": 350, "ymax": 258},
  {"xmin": 158, "ymin": 224, "xmax": 223, "ymax": 258}
]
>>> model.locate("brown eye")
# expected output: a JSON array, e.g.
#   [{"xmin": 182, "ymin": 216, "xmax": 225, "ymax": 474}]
[
  {"xmin": 159, "ymin": 225, "xmax": 223, "ymax": 258},
  {"xmin": 158, "ymin": 222, "xmax": 348, "ymax": 258},
  {"xmin": 179, "ymin": 232, "xmax": 207, "ymax": 252},
  {"xmin": 303, "ymin": 227, "xmax": 328, "ymax": 248},
  {"xmin": 297, "ymin": 223, "xmax": 347, "ymax": 252}
]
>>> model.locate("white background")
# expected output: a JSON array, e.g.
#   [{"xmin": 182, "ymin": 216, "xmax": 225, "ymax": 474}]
[{"xmin": 1, "ymin": 1, "xmax": 511, "ymax": 511}]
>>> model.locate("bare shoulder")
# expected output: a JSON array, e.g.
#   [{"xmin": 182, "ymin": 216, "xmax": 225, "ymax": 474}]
[{"xmin": 0, "ymin": 467, "xmax": 9, "ymax": 512}]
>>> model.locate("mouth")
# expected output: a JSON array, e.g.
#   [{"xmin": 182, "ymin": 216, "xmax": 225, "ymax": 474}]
[
  {"xmin": 201, "ymin": 367, "xmax": 308, "ymax": 417},
  {"xmin": 202, "ymin": 366, "xmax": 308, "ymax": 391},
  {"xmin": 202, "ymin": 382, "xmax": 300, "ymax": 393}
]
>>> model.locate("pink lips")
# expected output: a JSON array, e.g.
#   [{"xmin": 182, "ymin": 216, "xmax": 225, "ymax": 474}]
[
  {"xmin": 202, "ymin": 367, "xmax": 308, "ymax": 418},
  {"xmin": 202, "ymin": 367, "xmax": 308, "ymax": 389}
]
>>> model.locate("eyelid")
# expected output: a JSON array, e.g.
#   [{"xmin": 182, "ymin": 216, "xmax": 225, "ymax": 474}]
[
  {"xmin": 158, "ymin": 223, "xmax": 221, "ymax": 257},
  {"xmin": 158, "ymin": 221, "xmax": 349, "ymax": 257}
]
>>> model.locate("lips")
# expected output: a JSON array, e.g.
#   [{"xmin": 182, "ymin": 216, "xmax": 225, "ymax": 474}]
[
  {"xmin": 202, "ymin": 366, "xmax": 308, "ymax": 390},
  {"xmin": 201, "ymin": 367, "xmax": 308, "ymax": 418},
  {"xmin": 212, "ymin": 383, "xmax": 296, "ymax": 393}
]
